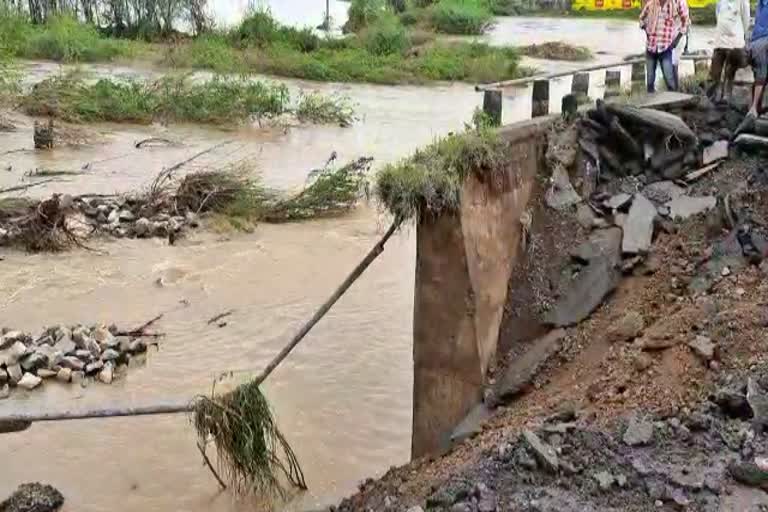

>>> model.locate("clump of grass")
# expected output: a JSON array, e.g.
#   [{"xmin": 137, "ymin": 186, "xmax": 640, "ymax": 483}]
[
  {"xmin": 359, "ymin": 13, "xmax": 411, "ymax": 56},
  {"xmin": 20, "ymin": 72, "xmax": 354, "ymax": 126},
  {"xmin": 520, "ymin": 41, "xmax": 592, "ymax": 61},
  {"xmin": 376, "ymin": 126, "xmax": 507, "ymax": 221},
  {"xmin": 193, "ymin": 380, "xmax": 306, "ymax": 495},
  {"xmin": 231, "ymin": 9, "xmax": 320, "ymax": 52},
  {"xmin": 429, "ymin": 0, "xmax": 494, "ymax": 35},
  {"xmin": 296, "ymin": 92, "xmax": 356, "ymax": 126},
  {"xmin": 345, "ymin": 0, "xmax": 387, "ymax": 32}
]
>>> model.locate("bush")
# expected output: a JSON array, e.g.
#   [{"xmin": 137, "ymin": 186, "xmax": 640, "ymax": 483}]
[
  {"xmin": 430, "ymin": 0, "xmax": 493, "ymax": 35},
  {"xmin": 23, "ymin": 16, "xmax": 125, "ymax": 62},
  {"xmin": 345, "ymin": 0, "xmax": 387, "ymax": 32},
  {"xmin": 232, "ymin": 10, "xmax": 320, "ymax": 52},
  {"xmin": 359, "ymin": 15, "xmax": 411, "ymax": 56},
  {"xmin": 172, "ymin": 33, "xmax": 244, "ymax": 72}
]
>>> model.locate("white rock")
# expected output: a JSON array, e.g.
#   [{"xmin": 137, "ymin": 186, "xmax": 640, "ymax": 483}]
[
  {"xmin": 93, "ymin": 327, "xmax": 118, "ymax": 348},
  {"xmin": 6, "ymin": 364, "xmax": 22, "ymax": 383},
  {"xmin": 37, "ymin": 369, "xmax": 57, "ymax": 378},
  {"xmin": 101, "ymin": 349, "xmax": 120, "ymax": 362},
  {"xmin": 118, "ymin": 209, "xmax": 136, "ymax": 222},
  {"xmin": 98, "ymin": 363, "xmax": 114, "ymax": 384},
  {"xmin": 107, "ymin": 208, "xmax": 120, "ymax": 224},
  {"xmin": 56, "ymin": 367, "xmax": 72, "ymax": 383},
  {"xmin": 17, "ymin": 372, "xmax": 42, "ymax": 390},
  {"xmin": 134, "ymin": 217, "xmax": 152, "ymax": 237},
  {"xmin": 0, "ymin": 384, "xmax": 8, "ymax": 399},
  {"xmin": 702, "ymin": 140, "xmax": 729, "ymax": 165}
]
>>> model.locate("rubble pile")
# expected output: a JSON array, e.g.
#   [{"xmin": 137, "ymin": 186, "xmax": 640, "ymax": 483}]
[
  {"xmin": 0, "ymin": 324, "xmax": 152, "ymax": 397},
  {"xmin": 381, "ymin": 367, "xmax": 768, "ymax": 512}
]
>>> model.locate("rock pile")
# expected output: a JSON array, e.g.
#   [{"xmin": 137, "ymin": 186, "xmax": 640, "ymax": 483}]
[
  {"xmin": 0, "ymin": 324, "xmax": 150, "ymax": 397},
  {"xmin": 75, "ymin": 195, "xmax": 199, "ymax": 240},
  {"xmin": 369, "ymin": 367, "xmax": 768, "ymax": 512}
]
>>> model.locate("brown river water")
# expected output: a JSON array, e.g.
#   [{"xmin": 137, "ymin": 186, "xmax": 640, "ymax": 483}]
[{"xmin": 0, "ymin": 5, "xmax": 720, "ymax": 511}]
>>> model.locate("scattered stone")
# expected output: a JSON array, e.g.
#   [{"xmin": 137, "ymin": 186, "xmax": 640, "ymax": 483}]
[
  {"xmin": 642, "ymin": 181, "xmax": 685, "ymax": 203},
  {"xmin": 0, "ymin": 384, "xmax": 8, "ymax": 399},
  {"xmin": 623, "ymin": 194, "xmax": 657, "ymax": 254},
  {"xmin": 545, "ymin": 256, "xmax": 621, "ymax": 327},
  {"xmin": 545, "ymin": 167, "xmax": 581, "ymax": 210},
  {"xmin": 593, "ymin": 471, "xmax": 615, "ymax": 491},
  {"xmin": 17, "ymin": 372, "xmax": 42, "ymax": 390},
  {"xmin": 702, "ymin": 140, "xmax": 729, "ymax": 165},
  {"xmin": 687, "ymin": 335, "xmax": 716, "ymax": 361},
  {"xmin": 0, "ymin": 341, "xmax": 29, "ymax": 367},
  {"xmin": 729, "ymin": 461, "xmax": 768, "ymax": 490},
  {"xmin": 0, "ymin": 482, "xmax": 64, "ymax": 512},
  {"xmin": 59, "ymin": 356, "xmax": 85, "ymax": 371},
  {"xmin": 623, "ymin": 414, "xmax": 654, "ymax": 446},
  {"xmin": 493, "ymin": 330, "xmax": 565, "ymax": 404},
  {"xmin": 576, "ymin": 203, "xmax": 600, "ymax": 229},
  {"xmin": 0, "ymin": 369, "xmax": 6, "ymax": 383},
  {"xmin": 747, "ymin": 377, "xmax": 768, "ymax": 428},
  {"xmin": 134, "ymin": 217, "xmax": 151, "ymax": 237},
  {"xmin": 93, "ymin": 326, "xmax": 118, "ymax": 348},
  {"xmin": 606, "ymin": 311, "xmax": 645, "ymax": 343},
  {"xmin": 85, "ymin": 360, "xmax": 104, "ymax": 374},
  {"xmin": 665, "ymin": 195, "xmax": 717, "ymax": 220},
  {"xmin": 98, "ymin": 363, "xmax": 114, "ymax": 384},
  {"xmin": 20, "ymin": 352, "xmax": 47, "ymax": 372},
  {"xmin": 52, "ymin": 336, "xmax": 75, "ymax": 355},
  {"xmin": 604, "ymin": 193, "xmax": 632, "ymax": 211},
  {"xmin": 521, "ymin": 430, "xmax": 559, "ymax": 472},
  {"xmin": 118, "ymin": 209, "xmax": 136, "ymax": 222},
  {"xmin": 450, "ymin": 402, "xmax": 492, "ymax": 445},
  {"xmin": 7, "ymin": 364, "xmax": 22, "ymax": 384},
  {"xmin": 101, "ymin": 348, "xmax": 120, "ymax": 362},
  {"xmin": 36, "ymin": 369, "xmax": 57, "ymax": 378},
  {"xmin": 56, "ymin": 367, "xmax": 72, "ymax": 383},
  {"xmin": 107, "ymin": 209, "xmax": 120, "ymax": 224}
]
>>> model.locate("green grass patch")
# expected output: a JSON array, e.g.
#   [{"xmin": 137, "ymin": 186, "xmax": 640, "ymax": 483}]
[
  {"xmin": 20, "ymin": 72, "xmax": 355, "ymax": 126},
  {"xmin": 376, "ymin": 126, "xmax": 506, "ymax": 221},
  {"xmin": 345, "ymin": 0, "xmax": 388, "ymax": 32},
  {"xmin": 520, "ymin": 41, "xmax": 592, "ymax": 61},
  {"xmin": 0, "ymin": 13, "xmax": 133, "ymax": 62},
  {"xmin": 429, "ymin": 0, "xmax": 494, "ymax": 35}
]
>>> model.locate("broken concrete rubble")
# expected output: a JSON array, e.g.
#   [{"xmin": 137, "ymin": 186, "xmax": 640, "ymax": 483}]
[
  {"xmin": 665, "ymin": 195, "xmax": 717, "ymax": 220},
  {"xmin": 622, "ymin": 194, "xmax": 656, "ymax": 254},
  {"xmin": 544, "ymin": 256, "xmax": 620, "ymax": 327}
]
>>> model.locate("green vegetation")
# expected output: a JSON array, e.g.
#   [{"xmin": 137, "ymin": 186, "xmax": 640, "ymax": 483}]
[
  {"xmin": 19, "ymin": 73, "xmax": 355, "ymax": 126},
  {"xmin": 376, "ymin": 125, "xmax": 506, "ymax": 221},
  {"xmin": 0, "ymin": 7, "xmax": 530, "ymax": 85},
  {"xmin": 429, "ymin": 0, "xmax": 493, "ymax": 35},
  {"xmin": 520, "ymin": 41, "xmax": 592, "ymax": 61},
  {"xmin": 0, "ymin": 14, "xmax": 133, "ymax": 62},
  {"xmin": 169, "ymin": 12, "xmax": 529, "ymax": 84}
]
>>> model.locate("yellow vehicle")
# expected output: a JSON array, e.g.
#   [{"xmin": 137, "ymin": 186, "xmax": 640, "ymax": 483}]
[{"xmin": 571, "ymin": 0, "xmax": 713, "ymax": 10}]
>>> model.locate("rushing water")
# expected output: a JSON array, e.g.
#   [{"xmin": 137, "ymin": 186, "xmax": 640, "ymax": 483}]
[{"xmin": 0, "ymin": 7, "xmax": 724, "ymax": 512}]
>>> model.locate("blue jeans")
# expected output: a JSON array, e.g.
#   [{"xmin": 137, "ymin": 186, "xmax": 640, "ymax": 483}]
[{"xmin": 646, "ymin": 48, "xmax": 677, "ymax": 93}]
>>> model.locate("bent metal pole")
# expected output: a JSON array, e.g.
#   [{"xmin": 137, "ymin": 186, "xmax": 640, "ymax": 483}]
[{"xmin": 0, "ymin": 219, "xmax": 402, "ymax": 433}]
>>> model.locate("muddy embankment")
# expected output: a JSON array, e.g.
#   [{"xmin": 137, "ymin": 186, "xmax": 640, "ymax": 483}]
[{"xmin": 335, "ymin": 89, "xmax": 768, "ymax": 512}]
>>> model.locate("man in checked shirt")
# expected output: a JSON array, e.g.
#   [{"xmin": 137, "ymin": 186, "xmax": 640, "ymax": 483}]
[{"xmin": 640, "ymin": 0, "xmax": 691, "ymax": 93}]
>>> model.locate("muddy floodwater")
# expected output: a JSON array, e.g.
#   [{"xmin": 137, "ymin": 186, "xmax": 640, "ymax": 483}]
[{"xmin": 0, "ymin": 7, "xmax": 722, "ymax": 512}]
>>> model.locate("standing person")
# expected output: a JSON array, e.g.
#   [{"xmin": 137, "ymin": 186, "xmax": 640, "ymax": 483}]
[
  {"xmin": 708, "ymin": 0, "xmax": 750, "ymax": 103},
  {"xmin": 640, "ymin": 0, "xmax": 691, "ymax": 92},
  {"xmin": 748, "ymin": 0, "xmax": 768, "ymax": 117}
]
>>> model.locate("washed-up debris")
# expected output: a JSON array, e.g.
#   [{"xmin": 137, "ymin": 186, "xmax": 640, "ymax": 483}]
[
  {"xmin": 0, "ymin": 155, "xmax": 372, "ymax": 252},
  {"xmin": 0, "ymin": 322, "xmax": 157, "ymax": 395}
]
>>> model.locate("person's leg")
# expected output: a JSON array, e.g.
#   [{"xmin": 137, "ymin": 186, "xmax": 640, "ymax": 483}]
[
  {"xmin": 659, "ymin": 47, "xmax": 677, "ymax": 91},
  {"xmin": 646, "ymin": 51, "xmax": 658, "ymax": 93},
  {"xmin": 749, "ymin": 41, "xmax": 768, "ymax": 116},
  {"xmin": 708, "ymin": 48, "xmax": 727, "ymax": 100},
  {"xmin": 722, "ymin": 49, "xmax": 742, "ymax": 102}
]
